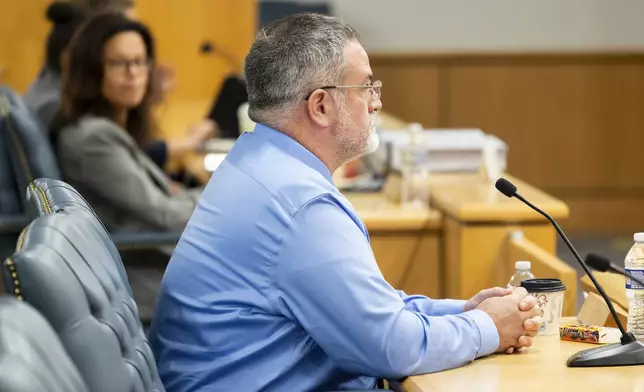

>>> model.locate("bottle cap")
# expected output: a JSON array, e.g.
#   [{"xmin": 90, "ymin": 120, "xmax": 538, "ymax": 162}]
[
  {"xmin": 635, "ymin": 233, "xmax": 644, "ymax": 242},
  {"xmin": 515, "ymin": 261, "xmax": 531, "ymax": 270},
  {"xmin": 408, "ymin": 123, "xmax": 424, "ymax": 133}
]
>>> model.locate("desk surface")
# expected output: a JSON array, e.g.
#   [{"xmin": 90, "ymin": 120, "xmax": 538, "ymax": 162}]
[
  {"xmin": 344, "ymin": 193, "xmax": 442, "ymax": 231},
  {"xmin": 430, "ymin": 173, "xmax": 569, "ymax": 222},
  {"xmin": 403, "ymin": 332, "xmax": 644, "ymax": 392}
]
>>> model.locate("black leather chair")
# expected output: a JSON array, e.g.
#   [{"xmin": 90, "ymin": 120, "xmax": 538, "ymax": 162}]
[
  {"xmin": 0, "ymin": 87, "xmax": 182, "ymax": 251},
  {"xmin": 25, "ymin": 178, "xmax": 132, "ymax": 293},
  {"xmin": 3, "ymin": 179, "xmax": 165, "ymax": 392},
  {"xmin": 0, "ymin": 296, "xmax": 89, "ymax": 392}
]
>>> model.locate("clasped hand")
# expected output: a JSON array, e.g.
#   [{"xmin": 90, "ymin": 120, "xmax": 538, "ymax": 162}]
[{"xmin": 466, "ymin": 286, "xmax": 542, "ymax": 354}]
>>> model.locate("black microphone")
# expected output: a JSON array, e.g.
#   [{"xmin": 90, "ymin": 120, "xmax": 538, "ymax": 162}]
[
  {"xmin": 495, "ymin": 177, "xmax": 644, "ymax": 367},
  {"xmin": 586, "ymin": 253, "xmax": 644, "ymax": 289}
]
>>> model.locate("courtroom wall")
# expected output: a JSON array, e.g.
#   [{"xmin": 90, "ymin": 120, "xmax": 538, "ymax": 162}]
[
  {"xmin": 333, "ymin": 0, "xmax": 644, "ymax": 52},
  {"xmin": 371, "ymin": 52, "xmax": 644, "ymax": 235}
]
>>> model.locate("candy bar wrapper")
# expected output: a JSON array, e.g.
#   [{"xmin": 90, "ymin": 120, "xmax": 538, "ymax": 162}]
[{"xmin": 559, "ymin": 323, "xmax": 621, "ymax": 344}]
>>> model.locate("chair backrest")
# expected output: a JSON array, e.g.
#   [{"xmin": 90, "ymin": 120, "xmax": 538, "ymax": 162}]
[
  {"xmin": 0, "ymin": 88, "xmax": 60, "ymax": 203},
  {"xmin": 25, "ymin": 178, "xmax": 132, "ymax": 292},
  {"xmin": 3, "ymin": 180, "xmax": 165, "ymax": 392},
  {"xmin": 0, "ymin": 296, "xmax": 88, "ymax": 392},
  {"xmin": 0, "ymin": 91, "xmax": 22, "ymax": 215}
]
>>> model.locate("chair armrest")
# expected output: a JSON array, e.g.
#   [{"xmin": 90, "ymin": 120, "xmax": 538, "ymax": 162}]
[
  {"xmin": 110, "ymin": 231, "xmax": 182, "ymax": 250},
  {"xmin": 0, "ymin": 215, "xmax": 30, "ymax": 234}
]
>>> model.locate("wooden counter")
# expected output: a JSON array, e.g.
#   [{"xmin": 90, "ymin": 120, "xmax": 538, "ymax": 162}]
[
  {"xmin": 346, "ymin": 193, "xmax": 443, "ymax": 298},
  {"xmin": 430, "ymin": 174, "xmax": 569, "ymax": 222},
  {"xmin": 400, "ymin": 330, "xmax": 644, "ymax": 391}
]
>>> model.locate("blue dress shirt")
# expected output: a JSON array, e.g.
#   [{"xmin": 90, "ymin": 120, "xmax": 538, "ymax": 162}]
[{"xmin": 148, "ymin": 124, "xmax": 500, "ymax": 392}]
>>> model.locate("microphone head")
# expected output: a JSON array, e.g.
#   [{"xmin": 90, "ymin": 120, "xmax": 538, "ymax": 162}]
[
  {"xmin": 495, "ymin": 178, "xmax": 517, "ymax": 198},
  {"xmin": 585, "ymin": 253, "xmax": 611, "ymax": 272}
]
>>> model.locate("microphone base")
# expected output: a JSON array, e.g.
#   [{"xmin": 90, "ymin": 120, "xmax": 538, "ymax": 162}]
[{"xmin": 567, "ymin": 340, "xmax": 644, "ymax": 367}]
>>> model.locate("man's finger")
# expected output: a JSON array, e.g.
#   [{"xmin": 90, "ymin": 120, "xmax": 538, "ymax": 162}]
[
  {"xmin": 510, "ymin": 286, "xmax": 528, "ymax": 301},
  {"xmin": 505, "ymin": 346, "xmax": 515, "ymax": 354},
  {"xmin": 524, "ymin": 316, "xmax": 542, "ymax": 332},
  {"xmin": 482, "ymin": 286, "xmax": 512, "ymax": 298},
  {"xmin": 518, "ymin": 335, "xmax": 533, "ymax": 348},
  {"xmin": 519, "ymin": 295, "xmax": 536, "ymax": 311}
]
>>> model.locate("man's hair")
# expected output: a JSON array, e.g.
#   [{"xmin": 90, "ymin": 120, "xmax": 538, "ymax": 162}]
[{"xmin": 244, "ymin": 13, "xmax": 360, "ymax": 128}]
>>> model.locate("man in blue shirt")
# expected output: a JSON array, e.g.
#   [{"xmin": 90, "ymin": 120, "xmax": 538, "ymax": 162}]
[{"xmin": 149, "ymin": 13, "xmax": 541, "ymax": 392}]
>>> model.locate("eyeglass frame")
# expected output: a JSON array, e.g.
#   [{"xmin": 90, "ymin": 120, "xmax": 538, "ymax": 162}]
[
  {"xmin": 304, "ymin": 80, "xmax": 382, "ymax": 101},
  {"xmin": 104, "ymin": 58, "xmax": 152, "ymax": 73}
]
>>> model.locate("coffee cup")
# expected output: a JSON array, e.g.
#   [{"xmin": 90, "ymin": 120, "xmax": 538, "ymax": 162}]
[{"xmin": 520, "ymin": 278, "xmax": 566, "ymax": 335}]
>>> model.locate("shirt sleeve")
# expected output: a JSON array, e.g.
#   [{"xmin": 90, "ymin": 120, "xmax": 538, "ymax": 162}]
[
  {"xmin": 396, "ymin": 290, "xmax": 467, "ymax": 316},
  {"xmin": 270, "ymin": 195, "xmax": 499, "ymax": 379}
]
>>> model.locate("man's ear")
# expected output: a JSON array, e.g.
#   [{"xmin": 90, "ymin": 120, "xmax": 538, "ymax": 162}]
[{"xmin": 306, "ymin": 90, "xmax": 334, "ymax": 128}]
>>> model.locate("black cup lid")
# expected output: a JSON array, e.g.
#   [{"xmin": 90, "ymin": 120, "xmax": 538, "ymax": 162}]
[{"xmin": 520, "ymin": 278, "xmax": 566, "ymax": 292}]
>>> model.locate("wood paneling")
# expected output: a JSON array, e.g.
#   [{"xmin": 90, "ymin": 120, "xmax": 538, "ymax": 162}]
[
  {"xmin": 0, "ymin": 0, "xmax": 51, "ymax": 93},
  {"xmin": 370, "ymin": 63, "xmax": 440, "ymax": 128},
  {"xmin": 137, "ymin": 0, "xmax": 256, "ymax": 102},
  {"xmin": 370, "ymin": 52, "xmax": 644, "ymax": 235},
  {"xmin": 446, "ymin": 62, "xmax": 644, "ymax": 191}
]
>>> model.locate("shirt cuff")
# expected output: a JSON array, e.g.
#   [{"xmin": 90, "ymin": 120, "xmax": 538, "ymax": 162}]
[
  {"xmin": 432, "ymin": 299, "xmax": 467, "ymax": 315},
  {"xmin": 463, "ymin": 309, "xmax": 499, "ymax": 358}
]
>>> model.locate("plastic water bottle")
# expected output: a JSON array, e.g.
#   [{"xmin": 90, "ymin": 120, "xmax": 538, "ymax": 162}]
[
  {"xmin": 400, "ymin": 123, "xmax": 430, "ymax": 208},
  {"xmin": 507, "ymin": 261, "xmax": 536, "ymax": 289},
  {"xmin": 625, "ymin": 233, "xmax": 644, "ymax": 341}
]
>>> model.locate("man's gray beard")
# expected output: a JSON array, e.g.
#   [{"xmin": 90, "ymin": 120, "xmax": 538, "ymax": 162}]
[
  {"xmin": 364, "ymin": 124, "xmax": 380, "ymax": 154},
  {"xmin": 337, "ymin": 110, "xmax": 379, "ymax": 163}
]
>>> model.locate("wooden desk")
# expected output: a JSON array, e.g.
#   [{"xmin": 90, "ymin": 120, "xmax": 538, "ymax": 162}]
[
  {"xmin": 428, "ymin": 174, "xmax": 574, "ymax": 313},
  {"xmin": 346, "ymin": 193, "xmax": 443, "ymax": 298},
  {"xmin": 401, "ymin": 331, "xmax": 644, "ymax": 392}
]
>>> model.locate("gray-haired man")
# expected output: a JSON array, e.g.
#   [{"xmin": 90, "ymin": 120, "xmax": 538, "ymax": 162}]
[{"xmin": 149, "ymin": 13, "xmax": 541, "ymax": 392}]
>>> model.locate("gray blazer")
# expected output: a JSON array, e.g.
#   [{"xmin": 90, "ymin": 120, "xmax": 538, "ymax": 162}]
[{"xmin": 56, "ymin": 115, "xmax": 201, "ymax": 232}]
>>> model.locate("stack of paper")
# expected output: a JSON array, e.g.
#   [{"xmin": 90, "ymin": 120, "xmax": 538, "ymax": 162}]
[{"xmin": 373, "ymin": 128, "xmax": 507, "ymax": 174}]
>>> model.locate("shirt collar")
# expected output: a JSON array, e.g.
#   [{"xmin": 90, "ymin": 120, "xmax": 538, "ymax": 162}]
[{"xmin": 252, "ymin": 123, "xmax": 334, "ymax": 183}]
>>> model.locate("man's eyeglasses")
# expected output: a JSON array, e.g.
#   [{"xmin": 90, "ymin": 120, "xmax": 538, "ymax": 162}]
[{"xmin": 305, "ymin": 80, "xmax": 382, "ymax": 101}]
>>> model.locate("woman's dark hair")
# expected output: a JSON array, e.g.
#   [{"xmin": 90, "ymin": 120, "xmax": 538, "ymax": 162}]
[
  {"xmin": 56, "ymin": 12, "xmax": 156, "ymax": 146},
  {"xmin": 81, "ymin": 0, "xmax": 135, "ymax": 15},
  {"xmin": 44, "ymin": 2, "xmax": 85, "ymax": 74}
]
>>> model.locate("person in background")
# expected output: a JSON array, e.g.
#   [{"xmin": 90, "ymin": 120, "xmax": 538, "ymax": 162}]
[
  {"xmin": 52, "ymin": 12, "xmax": 200, "ymax": 232},
  {"xmin": 149, "ymin": 13, "xmax": 542, "ymax": 392},
  {"xmin": 25, "ymin": 0, "xmax": 214, "ymax": 182},
  {"xmin": 83, "ymin": 0, "xmax": 217, "ymax": 176},
  {"xmin": 23, "ymin": 2, "xmax": 84, "ymax": 127}
]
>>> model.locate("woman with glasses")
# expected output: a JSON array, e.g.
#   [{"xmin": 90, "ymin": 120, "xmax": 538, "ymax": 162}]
[{"xmin": 52, "ymin": 12, "xmax": 200, "ymax": 232}]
